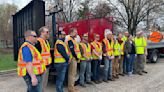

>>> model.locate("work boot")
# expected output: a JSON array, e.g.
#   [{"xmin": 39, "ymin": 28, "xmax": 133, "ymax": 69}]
[
  {"xmin": 98, "ymin": 80, "xmax": 103, "ymax": 83},
  {"xmin": 119, "ymin": 73, "xmax": 125, "ymax": 76},
  {"xmin": 138, "ymin": 72, "xmax": 143, "ymax": 75},
  {"xmin": 109, "ymin": 78, "xmax": 115, "ymax": 81},
  {"xmin": 116, "ymin": 75, "xmax": 119, "ymax": 79},
  {"xmin": 103, "ymin": 80, "xmax": 109, "ymax": 83},
  {"xmin": 142, "ymin": 70, "xmax": 148, "ymax": 74},
  {"xmin": 94, "ymin": 81, "xmax": 100, "ymax": 84},
  {"xmin": 86, "ymin": 81, "xmax": 94, "ymax": 85},
  {"xmin": 79, "ymin": 84, "xmax": 86, "ymax": 88}
]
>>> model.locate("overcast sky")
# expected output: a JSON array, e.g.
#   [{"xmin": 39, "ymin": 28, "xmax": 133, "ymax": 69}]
[
  {"xmin": 0, "ymin": 0, "xmax": 31, "ymax": 9},
  {"xmin": 0, "ymin": 0, "xmax": 110, "ymax": 9}
]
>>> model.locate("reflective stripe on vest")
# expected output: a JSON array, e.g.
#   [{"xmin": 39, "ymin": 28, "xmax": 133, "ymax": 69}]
[
  {"xmin": 117, "ymin": 41, "xmax": 124, "ymax": 55},
  {"xmin": 103, "ymin": 38, "xmax": 114, "ymax": 56},
  {"xmin": 66, "ymin": 36, "xmax": 81, "ymax": 59},
  {"xmin": 54, "ymin": 40, "xmax": 70, "ymax": 63},
  {"xmin": 114, "ymin": 41, "xmax": 121, "ymax": 56},
  {"xmin": 80, "ymin": 43, "xmax": 92, "ymax": 60},
  {"xmin": 134, "ymin": 37, "xmax": 146, "ymax": 54},
  {"xmin": 91, "ymin": 41, "xmax": 102, "ymax": 59},
  {"xmin": 37, "ymin": 38, "xmax": 52, "ymax": 66},
  {"xmin": 17, "ymin": 42, "xmax": 46, "ymax": 77}
]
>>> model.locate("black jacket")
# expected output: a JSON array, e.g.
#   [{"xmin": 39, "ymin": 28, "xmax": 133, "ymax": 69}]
[{"xmin": 124, "ymin": 40, "xmax": 136, "ymax": 55}]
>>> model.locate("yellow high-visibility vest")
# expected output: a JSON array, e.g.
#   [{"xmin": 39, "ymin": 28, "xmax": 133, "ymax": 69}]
[
  {"xmin": 114, "ymin": 41, "xmax": 121, "ymax": 56},
  {"xmin": 134, "ymin": 37, "xmax": 147, "ymax": 54},
  {"xmin": 37, "ymin": 38, "xmax": 52, "ymax": 66},
  {"xmin": 54, "ymin": 40, "xmax": 70, "ymax": 63},
  {"xmin": 122, "ymin": 36, "xmax": 127, "ymax": 42},
  {"xmin": 17, "ymin": 42, "xmax": 46, "ymax": 77},
  {"xmin": 91, "ymin": 41, "xmax": 102, "ymax": 59},
  {"xmin": 80, "ymin": 43, "xmax": 92, "ymax": 61},
  {"xmin": 66, "ymin": 36, "xmax": 81, "ymax": 59},
  {"xmin": 103, "ymin": 38, "xmax": 114, "ymax": 56},
  {"xmin": 118, "ymin": 41, "xmax": 124, "ymax": 55}
]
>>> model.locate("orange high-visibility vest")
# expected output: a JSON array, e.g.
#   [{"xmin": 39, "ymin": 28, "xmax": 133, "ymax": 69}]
[
  {"xmin": 91, "ymin": 41, "xmax": 102, "ymax": 59},
  {"xmin": 37, "ymin": 38, "xmax": 52, "ymax": 66},
  {"xmin": 54, "ymin": 40, "xmax": 70, "ymax": 63},
  {"xmin": 66, "ymin": 36, "xmax": 81, "ymax": 59},
  {"xmin": 103, "ymin": 38, "xmax": 114, "ymax": 56},
  {"xmin": 80, "ymin": 43, "xmax": 92, "ymax": 60},
  {"xmin": 17, "ymin": 42, "xmax": 46, "ymax": 77}
]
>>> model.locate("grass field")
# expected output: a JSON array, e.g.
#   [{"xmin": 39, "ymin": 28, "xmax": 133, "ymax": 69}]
[{"xmin": 0, "ymin": 49, "xmax": 17, "ymax": 71}]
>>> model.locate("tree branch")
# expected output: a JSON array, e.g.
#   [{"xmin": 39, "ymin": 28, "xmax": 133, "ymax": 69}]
[{"xmin": 107, "ymin": 0, "xmax": 128, "ymax": 26}]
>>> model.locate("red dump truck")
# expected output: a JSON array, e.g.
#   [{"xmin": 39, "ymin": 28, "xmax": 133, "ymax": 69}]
[{"xmin": 61, "ymin": 17, "xmax": 113, "ymax": 42}]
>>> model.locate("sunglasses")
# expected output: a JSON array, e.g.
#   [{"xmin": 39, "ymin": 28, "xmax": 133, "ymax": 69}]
[
  {"xmin": 44, "ymin": 31, "xmax": 49, "ymax": 33},
  {"xmin": 30, "ymin": 35, "xmax": 37, "ymax": 38}
]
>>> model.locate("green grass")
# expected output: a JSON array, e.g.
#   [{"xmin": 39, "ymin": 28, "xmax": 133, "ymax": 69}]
[{"xmin": 0, "ymin": 53, "xmax": 17, "ymax": 71}]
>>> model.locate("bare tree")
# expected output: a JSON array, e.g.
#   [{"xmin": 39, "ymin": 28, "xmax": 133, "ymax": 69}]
[
  {"xmin": 92, "ymin": 2, "xmax": 112, "ymax": 18},
  {"xmin": 0, "ymin": 4, "xmax": 17, "ymax": 48},
  {"xmin": 62, "ymin": 0, "xmax": 82, "ymax": 22},
  {"xmin": 76, "ymin": 0, "xmax": 90, "ymax": 20},
  {"xmin": 107, "ymin": 0, "xmax": 164, "ymax": 35}
]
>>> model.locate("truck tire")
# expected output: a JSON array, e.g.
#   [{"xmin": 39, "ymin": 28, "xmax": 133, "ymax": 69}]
[{"xmin": 150, "ymin": 50, "xmax": 159, "ymax": 63}]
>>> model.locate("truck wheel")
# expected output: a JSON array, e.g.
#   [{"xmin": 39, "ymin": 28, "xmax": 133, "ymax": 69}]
[{"xmin": 151, "ymin": 50, "xmax": 159, "ymax": 63}]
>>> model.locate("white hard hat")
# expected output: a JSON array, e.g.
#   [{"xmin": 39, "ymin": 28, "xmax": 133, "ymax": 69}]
[
  {"xmin": 104, "ymin": 29, "xmax": 112, "ymax": 38},
  {"xmin": 75, "ymin": 35, "xmax": 81, "ymax": 43}
]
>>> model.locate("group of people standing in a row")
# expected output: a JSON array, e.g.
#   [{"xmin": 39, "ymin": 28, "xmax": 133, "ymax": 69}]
[{"xmin": 17, "ymin": 26, "xmax": 148, "ymax": 92}]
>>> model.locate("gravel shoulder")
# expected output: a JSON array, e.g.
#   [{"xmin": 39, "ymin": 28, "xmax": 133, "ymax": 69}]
[{"xmin": 1, "ymin": 58, "xmax": 164, "ymax": 92}]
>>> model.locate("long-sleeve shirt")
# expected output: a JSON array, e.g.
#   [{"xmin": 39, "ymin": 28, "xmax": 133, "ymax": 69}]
[
  {"xmin": 56, "ymin": 38, "xmax": 70, "ymax": 62},
  {"xmin": 35, "ymin": 39, "xmax": 49, "ymax": 53},
  {"xmin": 68, "ymin": 37, "xmax": 78, "ymax": 60},
  {"xmin": 124, "ymin": 40, "xmax": 136, "ymax": 55}
]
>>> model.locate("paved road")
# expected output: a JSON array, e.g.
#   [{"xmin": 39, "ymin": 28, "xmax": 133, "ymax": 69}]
[{"xmin": 1, "ymin": 58, "xmax": 164, "ymax": 92}]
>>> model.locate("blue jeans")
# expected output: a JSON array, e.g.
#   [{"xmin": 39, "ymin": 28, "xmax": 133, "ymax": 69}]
[
  {"xmin": 103, "ymin": 57, "xmax": 112, "ymax": 81},
  {"xmin": 54, "ymin": 62, "xmax": 68, "ymax": 92},
  {"xmin": 79, "ymin": 60, "xmax": 91, "ymax": 85},
  {"xmin": 123, "ymin": 55, "xmax": 128, "ymax": 74},
  {"xmin": 127, "ymin": 54, "xmax": 135, "ymax": 74},
  {"xmin": 92, "ymin": 59, "xmax": 101, "ymax": 81},
  {"xmin": 23, "ymin": 74, "xmax": 42, "ymax": 92}
]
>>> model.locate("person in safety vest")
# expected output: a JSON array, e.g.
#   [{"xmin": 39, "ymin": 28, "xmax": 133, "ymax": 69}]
[
  {"xmin": 124, "ymin": 35, "xmax": 136, "ymax": 76},
  {"xmin": 35, "ymin": 26, "xmax": 52, "ymax": 92},
  {"xmin": 90, "ymin": 34, "xmax": 103, "ymax": 84},
  {"xmin": 113, "ymin": 35, "xmax": 122, "ymax": 79},
  {"xmin": 122, "ymin": 31, "xmax": 129, "ymax": 74},
  {"xmin": 54, "ymin": 31, "xmax": 71, "ymax": 92},
  {"xmin": 117, "ymin": 33, "xmax": 125, "ymax": 76},
  {"xmin": 17, "ymin": 30, "xmax": 46, "ymax": 92},
  {"xmin": 102, "ymin": 29, "xmax": 115, "ymax": 82},
  {"xmin": 134, "ymin": 30, "xmax": 148, "ymax": 75},
  {"xmin": 122, "ymin": 31, "xmax": 129, "ymax": 42},
  {"xmin": 79, "ymin": 33, "xmax": 93, "ymax": 87},
  {"xmin": 66, "ymin": 28, "xmax": 81, "ymax": 92}
]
